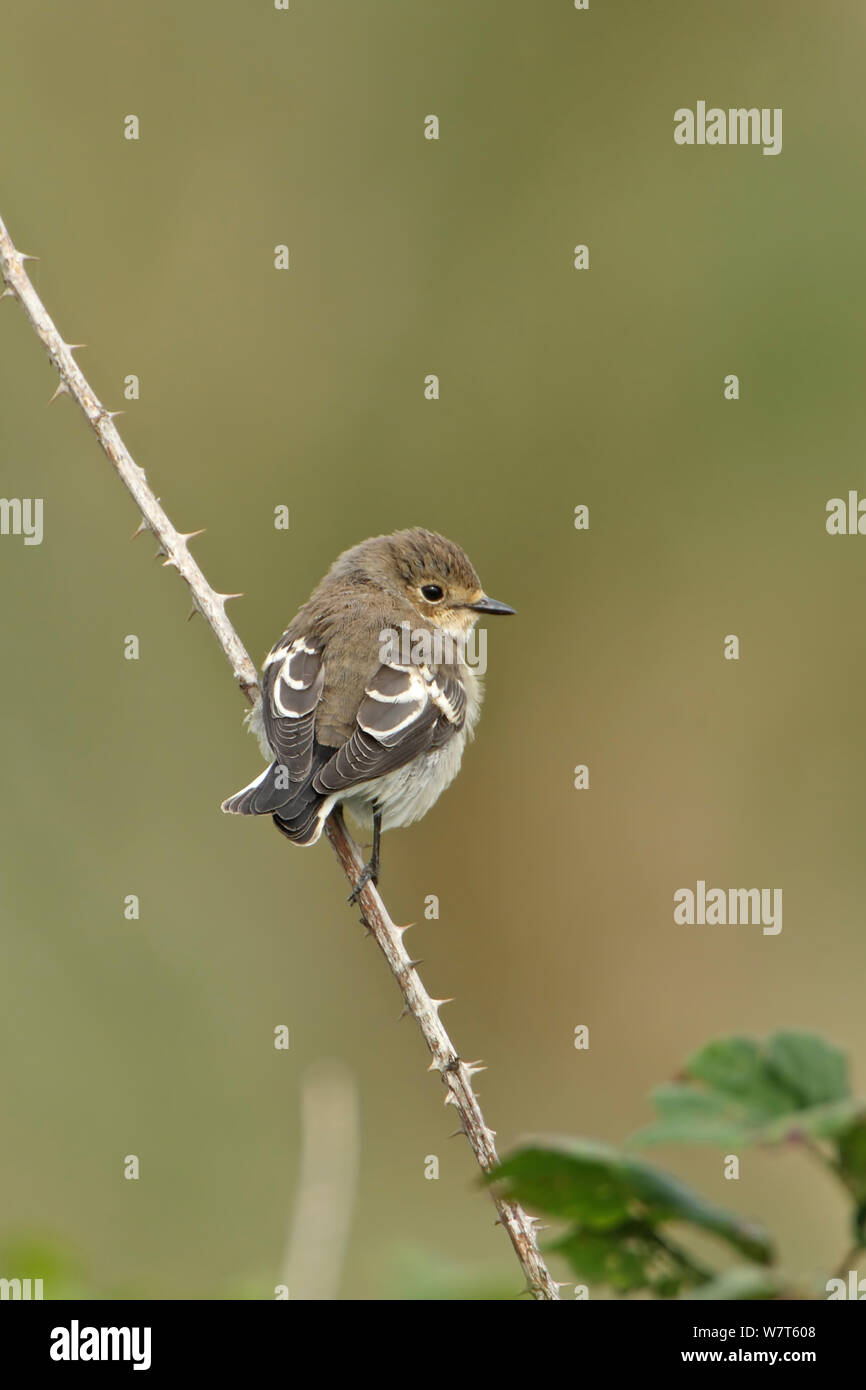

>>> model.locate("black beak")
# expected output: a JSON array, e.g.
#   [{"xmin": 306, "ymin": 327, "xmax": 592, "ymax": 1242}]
[{"xmin": 469, "ymin": 595, "xmax": 516, "ymax": 616}]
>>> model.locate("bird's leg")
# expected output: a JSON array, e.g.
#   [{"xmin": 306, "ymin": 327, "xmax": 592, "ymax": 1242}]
[
  {"xmin": 369, "ymin": 807, "xmax": 382, "ymax": 882},
  {"xmin": 348, "ymin": 807, "xmax": 382, "ymax": 903}
]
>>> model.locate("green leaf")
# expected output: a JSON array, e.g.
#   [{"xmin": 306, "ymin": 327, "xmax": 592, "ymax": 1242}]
[
  {"xmin": 630, "ymin": 1031, "xmax": 860, "ymax": 1149},
  {"xmin": 485, "ymin": 1137, "xmax": 635, "ymax": 1228},
  {"xmin": 488, "ymin": 1136, "xmax": 773, "ymax": 1266},
  {"xmin": 687, "ymin": 1036, "xmax": 800, "ymax": 1116},
  {"xmin": 634, "ymin": 1083, "xmax": 750, "ymax": 1148},
  {"xmin": 549, "ymin": 1224, "xmax": 688, "ymax": 1297},
  {"xmin": 756, "ymin": 1098, "xmax": 865, "ymax": 1144},
  {"xmin": 766, "ymin": 1032, "xmax": 849, "ymax": 1108}
]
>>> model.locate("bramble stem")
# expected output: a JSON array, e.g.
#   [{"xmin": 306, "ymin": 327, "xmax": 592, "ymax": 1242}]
[{"xmin": 0, "ymin": 211, "xmax": 559, "ymax": 1300}]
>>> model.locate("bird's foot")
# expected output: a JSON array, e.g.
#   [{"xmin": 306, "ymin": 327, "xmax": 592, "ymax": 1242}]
[{"xmin": 348, "ymin": 861, "xmax": 378, "ymax": 904}]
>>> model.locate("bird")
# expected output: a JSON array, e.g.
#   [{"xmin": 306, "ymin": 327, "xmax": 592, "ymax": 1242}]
[{"xmin": 221, "ymin": 528, "xmax": 515, "ymax": 896}]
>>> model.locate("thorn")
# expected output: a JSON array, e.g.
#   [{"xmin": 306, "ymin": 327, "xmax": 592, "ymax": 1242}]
[
  {"xmin": 0, "ymin": 286, "xmax": 15, "ymax": 300},
  {"xmin": 447, "ymin": 1127, "xmax": 467, "ymax": 1139},
  {"xmin": 153, "ymin": 547, "xmax": 166, "ymax": 561},
  {"xmin": 46, "ymin": 380, "xmax": 68, "ymax": 405},
  {"xmin": 397, "ymin": 1006, "xmax": 409, "ymax": 1022},
  {"xmin": 19, "ymin": 251, "xmax": 39, "ymax": 263},
  {"xmin": 103, "ymin": 409, "xmax": 124, "ymax": 421},
  {"xmin": 186, "ymin": 606, "xmax": 199, "ymax": 623},
  {"xmin": 161, "ymin": 554, "xmax": 179, "ymax": 569},
  {"xmin": 64, "ymin": 342, "xmax": 85, "ymax": 352},
  {"xmin": 405, "ymin": 958, "xmax": 423, "ymax": 969},
  {"xmin": 462, "ymin": 1060, "xmax": 487, "ymax": 1079},
  {"xmin": 443, "ymin": 1091, "xmax": 457, "ymax": 1107},
  {"xmin": 180, "ymin": 528, "xmax": 206, "ymax": 545},
  {"xmin": 430, "ymin": 998, "xmax": 454, "ymax": 1014},
  {"xmin": 216, "ymin": 592, "xmax": 243, "ymax": 605},
  {"xmin": 130, "ymin": 517, "xmax": 150, "ymax": 540},
  {"xmin": 392, "ymin": 922, "xmax": 415, "ymax": 937}
]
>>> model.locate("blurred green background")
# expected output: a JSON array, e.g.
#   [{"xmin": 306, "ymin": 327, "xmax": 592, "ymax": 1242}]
[{"xmin": 1, "ymin": 0, "xmax": 865, "ymax": 1298}]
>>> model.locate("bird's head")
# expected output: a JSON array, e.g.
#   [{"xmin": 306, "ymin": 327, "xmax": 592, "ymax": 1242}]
[{"xmin": 350, "ymin": 527, "xmax": 516, "ymax": 635}]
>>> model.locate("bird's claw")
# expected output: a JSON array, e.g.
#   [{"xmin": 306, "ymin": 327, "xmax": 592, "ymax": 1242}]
[{"xmin": 348, "ymin": 863, "xmax": 377, "ymax": 903}]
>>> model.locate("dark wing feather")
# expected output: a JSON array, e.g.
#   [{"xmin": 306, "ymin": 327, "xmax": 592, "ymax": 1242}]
[
  {"xmin": 313, "ymin": 663, "xmax": 465, "ymax": 795},
  {"xmin": 261, "ymin": 637, "xmax": 325, "ymax": 781}
]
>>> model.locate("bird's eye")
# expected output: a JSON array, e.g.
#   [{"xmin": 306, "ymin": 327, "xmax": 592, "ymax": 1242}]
[{"xmin": 420, "ymin": 583, "xmax": 444, "ymax": 602}]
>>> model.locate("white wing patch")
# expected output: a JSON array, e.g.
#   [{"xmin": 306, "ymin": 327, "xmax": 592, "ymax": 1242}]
[
  {"xmin": 260, "ymin": 634, "xmax": 325, "ymax": 778},
  {"xmin": 271, "ymin": 639, "xmax": 324, "ymax": 719}
]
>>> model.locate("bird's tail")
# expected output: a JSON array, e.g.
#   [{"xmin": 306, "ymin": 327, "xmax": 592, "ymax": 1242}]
[
  {"xmin": 221, "ymin": 751, "xmax": 334, "ymax": 845},
  {"xmin": 221, "ymin": 760, "xmax": 296, "ymax": 816}
]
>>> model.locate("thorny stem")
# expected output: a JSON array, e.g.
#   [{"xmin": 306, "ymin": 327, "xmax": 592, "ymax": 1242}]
[{"xmin": 0, "ymin": 211, "xmax": 560, "ymax": 1301}]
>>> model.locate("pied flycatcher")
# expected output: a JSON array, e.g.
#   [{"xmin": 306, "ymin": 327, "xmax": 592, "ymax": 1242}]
[{"xmin": 221, "ymin": 528, "xmax": 514, "ymax": 892}]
